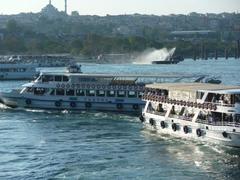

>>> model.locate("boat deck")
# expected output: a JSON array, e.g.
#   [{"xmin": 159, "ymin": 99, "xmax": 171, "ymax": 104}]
[{"xmin": 146, "ymin": 83, "xmax": 240, "ymax": 93}]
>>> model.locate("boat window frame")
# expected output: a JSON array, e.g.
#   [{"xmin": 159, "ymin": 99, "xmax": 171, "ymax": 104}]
[
  {"xmin": 50, "ymin": 89, "xmax": 55, "ymax": 96},
  {"xmin": 56, "ymin": 88, "xmax": 65, "ymax": 96},
  {"xmin": 63, "ymin": 76, "xmax": 69, "ymax": 82},
  {"xmin": 138, "ymin": 91, "xmax": 144, "ymax": 98},
  {"xmin": 54, "ymin": 75, "xmax": 62, "ymax": 82},
  {"xmin": 128, "ymin": 91, "xmax": 137, "ymax": 98},
  {"xmin": 96, "ymin": 90, "xmax": 105, "ymax": 97},
  {"xmin": 117, "ymin": 90, "xmax": 126, "ymax": 97},
  {"xmin": 76, "ymin": 89, "xmax": 85, "ymax": 96},
  {"xmin": 107, "ymin": 90, "xmax": 115, "ymax": 97},
  {"xmin": 34, "ymin": 87, "xmax": 47, "ymax": 96},
  {"xmin": 86, "ymin": 90, "xmax": 95, "ymax": 96},
  {"xmin": 66, "ymin": 89, "xmax": 75, "ymax": 96}
]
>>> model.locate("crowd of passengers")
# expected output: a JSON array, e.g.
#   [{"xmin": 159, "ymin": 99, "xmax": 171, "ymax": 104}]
[{"xmin": 198, "ymin": 112, "xmax": 240, "ymax": 125}]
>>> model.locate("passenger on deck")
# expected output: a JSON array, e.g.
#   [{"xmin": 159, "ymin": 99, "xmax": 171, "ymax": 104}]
[{"xmin": 157, "ymin": 104, "xmax": 164, "ymax": 112}]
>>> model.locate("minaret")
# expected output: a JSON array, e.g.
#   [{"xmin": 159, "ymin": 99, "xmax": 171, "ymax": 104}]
[
  {"xmin": 65, "ymin": 0, "xmax": 67, "ymax": 14},
  {"xmin": 49, "ymin": 0, "xmax": 51, "ymax": 5}
]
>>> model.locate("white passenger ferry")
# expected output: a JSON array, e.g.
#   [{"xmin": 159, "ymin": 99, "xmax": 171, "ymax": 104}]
[
  {"xmin": 140, "ymin": 83, "xmax": 240, "ymax": 147},
  {"xmin": 0, "ymin": 65, "xmax": 201, "ymax": 112},
  {"xmin": 0, "ymin": 63, "xmax": 38, "ymax": 80}
]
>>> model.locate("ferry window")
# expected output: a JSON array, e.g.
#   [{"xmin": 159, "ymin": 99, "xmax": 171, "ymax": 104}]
[
  {"xmin": 34, "ymin": 88, "xmax": 46, "ymax": 95},
  {"xmin": 235, "ymin": 114, "xmax": 240, "ymax": 123},
  {"xmin": 107, "ymin": 90, "xmax": 115, "ymax": 97},
  {"xmin": 42, "ymin": 75, "xmax": 54, "ymax": 82},
  {"xmin": 86, "ymin": 90, "xmax": 95, "ymax": 96},
  {"xmin": 27, "ymin": 87, "xmax": 33, "ymax": 93},
  {"xmin": 128, "ymin": 91, "xmax": 137, "ymax": 98},
  {"xmin": 56, "ymin": 89, "xmax": 65, "ymax": 96},
  {"xmin": 138, "ymin": 92, "xmax": 144, "ymax": 98},
  {"xmin": 55, "ymin": 76, "xmax": 62, "ymax": 82},
  {"xmin": 50, "ymin": 89, "xmax": 55, "ymax": 95},
  {"xmin": 66, "ymin": 89, "xmax": 75, "ymax": 96},
  {"xmin": 117, "ymin": 91, "xmax": 126, "ymax": 97},
  {"xmin": 97, "ymin": 90, "xmax": 105, "ymax": 97},
  {"xmin": 235, "ymin": 94, "xmax": 240, "ymax": 103},
  {"xmin": 197, "ymin": 92, "xmax": 204, "ymax": 99},
  {"xmin": 76, "ymin": 90, "xmax": 85, "ymax": 96},
  {"xmin": 63, "ymin": 76, "xmax": 69, "ymax": 82}
]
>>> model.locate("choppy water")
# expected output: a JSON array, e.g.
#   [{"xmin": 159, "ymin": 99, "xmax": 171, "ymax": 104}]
[{"xmin": 0, "ymin": 59, "xmax": 240, "ymax": 179}]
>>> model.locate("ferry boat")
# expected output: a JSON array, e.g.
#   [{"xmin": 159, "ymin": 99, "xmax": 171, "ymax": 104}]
[
  {"xmin": 0, "ymin": 63, "xmax": 38, "ymax": 80},
  {"xmin": 140, "ymin": 83, "xmax": 240, "ymax": 147},
  {"xmin": 0, "ymin": 66, "xmax": 201, "ymax": 112}
]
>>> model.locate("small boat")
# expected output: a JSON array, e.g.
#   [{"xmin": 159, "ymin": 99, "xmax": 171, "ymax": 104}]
[
  {"xmin": 152, "ymin": 55, "xmax": 184, "ymax": 64},
  {"xmin": 0, "ymin": 63, "xmax": 38, "ymax": 80},
  {"xmin": 0, "ymin": 66, "xmax": 203, "ymax": 112},
  {"xmin": 140, "ymin": 83, "xmax": 240, "ymax": 147},
  {"xmin": 0, "ymin": 71, "xmax": 145, "ymax": 112}
]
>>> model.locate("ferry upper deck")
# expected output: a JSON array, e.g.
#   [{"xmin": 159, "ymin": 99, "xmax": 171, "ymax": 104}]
[{"xmin": 146, "ymin": 83, "xmax": 240, "ymax": 93}]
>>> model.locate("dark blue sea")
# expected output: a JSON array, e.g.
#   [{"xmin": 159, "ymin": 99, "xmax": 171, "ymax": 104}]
[{"xmin": 0, "ymin": 59, "xmax": 240, "ymax": 179}]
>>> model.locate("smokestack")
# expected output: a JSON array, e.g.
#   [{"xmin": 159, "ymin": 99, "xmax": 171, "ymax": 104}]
[{"xmin": 65, "ymin": 0, "xmax": 67, "ymax": 14}]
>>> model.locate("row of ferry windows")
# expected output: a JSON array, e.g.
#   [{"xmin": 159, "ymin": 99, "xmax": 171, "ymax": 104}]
[
  {"xmin": 41, "ymin": 75, "xmax": 69, "ymax": 82},
  {"xmin": 0, "ymin": 68, "xmax": 26, "ymax": 72},
  {"xmin": 28, "ymin": 88, "xmax": 143, "ymax": 98}
]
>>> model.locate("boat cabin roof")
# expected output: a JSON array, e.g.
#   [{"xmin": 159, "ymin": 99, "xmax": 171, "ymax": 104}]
[
  {"xmin": 40, "ymin": 72, "xmax": 199, "ymax": 79},
  {"xmin": 146, "ymin": 83, "xmax": 240, "ymax": 94}
]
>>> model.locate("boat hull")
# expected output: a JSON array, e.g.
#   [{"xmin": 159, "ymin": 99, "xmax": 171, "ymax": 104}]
[
  {"xmin": 143, "ymin": 112, "xmax": 240, "ymax": 147},
  {"xmin": 0, "ymin": 92, "xmax": 145, "ymax": 113}
]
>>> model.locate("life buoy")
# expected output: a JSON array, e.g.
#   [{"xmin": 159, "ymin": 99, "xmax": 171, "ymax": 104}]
[
  {"xmin": 91, "ymin": 85, "xmax": 95, "ymax": 89},
  {"xmin": 66, "ymin": 84, "xmax": 70, "ymax": 89},
  {"xmin": 183, "ymin": 101, "xmax": 187, "ymax": 106},
  {"xmin": 183, "ymin": 126, "xmax": 189, "ymax": 134},
  {"xmin": 55, "ymin": 100, "xmax": 62, "ymax": 107},
  {"xmin": 70, "ymin": 101, "xmax": 76, "ymax": 108},
  {"xmin": 196, "ymin": 128, "xmax": 202, "ymax": 137},
  {"xmin": 173, "ymin": 100, "xmax": 176, "ymax": 105},
  {"xmin": 172, "ymin": 123, "xmax": 177, "ymax": 131},
  {"xmin": 133, "ymin": 104, "xmax": 139, "ymax": 110},
  {"xmin": 222, "ymin": 131, "xmax": 228, "ymax": 138},
  {"xmin": 149, "ymin": 118, "xmax": 154, "ymax": 126},
  {"xmin": 56, "ymin": 83, "xmax": 60, "ymax": 88},
  {"xmin": 116, "ymin": 103, "xmax": 123, "ymax": 110},
  {"xmin": 25, "ymin": 99, "xmax": 32, "ymax": 105},
  {"xmin": 139, "ymin": 115, "xmax": 145, "ymax": 122},
  {"xmin": 160, "ymin": 121, "xmax": 166, "ymax": 129},
  {"xmin": 61, "ymin": 84, "xmax": 65, "ymax": 88},
  {"xmin": 85, "ymin": 102, "xmax": 91, "ymax": 108},
  {"xmin": 180, "ymin": 100, "xmax": 183, "ymax": 106},
  {"xmin": 176, "ymin": 100, "xmax": 180, "ymax": 105},
  {"xmin": 203, "ymin": 103, "xmax": 208, "ymax": 109},
  {"xmin": 190, "ymin": 102, "xmax": 194, "ymax": 107}
]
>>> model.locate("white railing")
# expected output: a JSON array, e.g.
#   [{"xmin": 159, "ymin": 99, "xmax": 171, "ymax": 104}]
[{"xmin": 196, "ymin": 119, "xmax": 240, "ymax": 127}]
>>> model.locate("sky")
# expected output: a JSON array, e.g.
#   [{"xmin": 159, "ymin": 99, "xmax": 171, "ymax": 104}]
[{"xmin": 0, "ymin": 0, "xmax": 239, "ymax": 16}]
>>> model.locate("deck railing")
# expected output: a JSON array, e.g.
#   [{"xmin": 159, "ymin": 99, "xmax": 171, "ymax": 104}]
[{"xmin": 196, "ymin": 119, "xmax": 240, "ymax": 127}]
